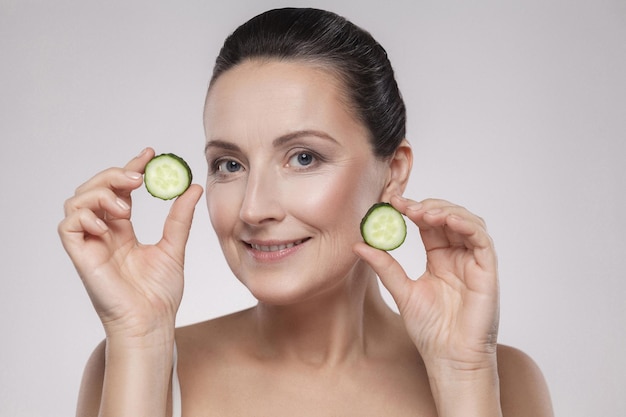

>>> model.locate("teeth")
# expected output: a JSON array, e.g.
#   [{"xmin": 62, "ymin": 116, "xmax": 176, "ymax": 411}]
[{"xmin": 251, "ymin": 239, "xmax": 303, "ymax": 252}]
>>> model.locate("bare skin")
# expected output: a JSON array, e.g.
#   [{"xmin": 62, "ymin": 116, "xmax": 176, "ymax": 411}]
[
  {"xmin": 63, "ymin": 60, "xmax": 553, "ymax": 417},
  {"xmin": 77, "ymin": 305, "xmax": 552, "ymax": 416}
]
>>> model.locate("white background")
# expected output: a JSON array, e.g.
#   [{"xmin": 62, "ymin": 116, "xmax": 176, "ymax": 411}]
[{"xmin": 1, "ymin": 0, "xmax": 625, "ymax": 416}]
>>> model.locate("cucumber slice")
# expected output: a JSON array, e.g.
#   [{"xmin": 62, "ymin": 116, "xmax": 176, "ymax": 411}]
[
  {"xmin": 360, "ymin": 202, "xmax": 406, "ymax": 251},
  {"xmin": 144, "ymin": 153, "xmax": 192, "ymax": 200}
]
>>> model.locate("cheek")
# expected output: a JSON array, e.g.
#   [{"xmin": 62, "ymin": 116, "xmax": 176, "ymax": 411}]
[
  {"xmin": 205, "ymin": 182, "xmax": 242, "ymax": 238},
  {"xmin": 288, "ymin": 164, "xmax": 384, "ymax": 234}
]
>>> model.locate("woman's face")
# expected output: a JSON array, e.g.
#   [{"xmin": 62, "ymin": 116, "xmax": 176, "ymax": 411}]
[{"xmin": 203, "ymin": 60, "xmax": 389, "ymax": 305}]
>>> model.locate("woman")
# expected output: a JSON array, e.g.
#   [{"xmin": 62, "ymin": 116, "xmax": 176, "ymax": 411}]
[{"xmin": 59, "ymin": 8, "xmax": 553, "ymax": 416}]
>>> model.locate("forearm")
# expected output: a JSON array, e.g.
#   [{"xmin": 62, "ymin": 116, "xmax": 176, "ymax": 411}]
[
  {"xmin": 428, "ymin": 362, "xmax": 503, "ymax": 417},
  {"xmin": 98, "ymin": 331, "xmax": 175, "ymax": 417}
]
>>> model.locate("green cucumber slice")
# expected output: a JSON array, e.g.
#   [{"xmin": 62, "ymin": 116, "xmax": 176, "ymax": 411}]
[
  {"xmin": 144, "ymin": 153, "xmax": 192, "ymax": 200},
  {"xmin": 360, "ymin": 202, "xmax": 406, "ymax": 251}
]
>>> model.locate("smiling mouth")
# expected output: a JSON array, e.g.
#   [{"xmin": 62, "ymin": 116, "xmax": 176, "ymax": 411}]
[{"xmin": 248, "ymin": 238, "xmax": 308, "ymax": 252}]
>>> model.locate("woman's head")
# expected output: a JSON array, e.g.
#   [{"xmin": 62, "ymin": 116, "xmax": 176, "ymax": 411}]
[
  {"xmin": 208, "ymin": 7, "xmax": 406, "ymax": 158},
  {"xmin": 203, "ymin": 9, "xmax": 413, "ymax": 304}
]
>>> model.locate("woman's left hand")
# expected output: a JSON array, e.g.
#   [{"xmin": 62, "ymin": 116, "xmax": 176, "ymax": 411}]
[{"xmin": 354, "ymin": 195, "xmax": 500, "ymax": 372}]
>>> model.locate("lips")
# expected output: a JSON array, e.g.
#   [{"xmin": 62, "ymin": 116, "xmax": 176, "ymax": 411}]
[
  {"xmin": 242, "ymin": 237, "xmax": 309, "ymax": 262},
  {"xmin": 249, "ymin": 239, "xmax": 306, "ymax": 252}
]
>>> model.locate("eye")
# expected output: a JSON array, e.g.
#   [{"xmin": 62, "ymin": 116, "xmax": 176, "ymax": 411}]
[
  {"xmin": 215, "ymin": 159, "xmax": 242, "ymax": 173},
  {"xmin": 288, "ymin": 152, "xmax": 316, "ymax": 167}
]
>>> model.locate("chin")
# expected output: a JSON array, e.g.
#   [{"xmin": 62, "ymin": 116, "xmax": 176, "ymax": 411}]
[{"xmin": 243, "ymin": 277, "xmax": 320, "ymax": 307}]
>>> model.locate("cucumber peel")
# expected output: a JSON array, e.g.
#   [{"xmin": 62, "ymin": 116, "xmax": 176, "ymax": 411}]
[
  {"xmin": 144, "ymin": 153, "xmax": 192, "ymax": 200},
  {"xmin": 360, "ymin": 202, "xmax": 406, "ymax": 251}
]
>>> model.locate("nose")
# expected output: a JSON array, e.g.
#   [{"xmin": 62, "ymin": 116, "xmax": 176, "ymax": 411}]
[{"xmin": 239, "ymin": 168, "xmax": 285, "ymax": 225}]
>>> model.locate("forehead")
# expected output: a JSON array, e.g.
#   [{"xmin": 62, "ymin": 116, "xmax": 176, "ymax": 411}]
[
  {"xmin": 203, "ymin": 59, "xmax": 365, "ymax": 142},
  {"xmin": 206, "ymin": 58, "xmax": 348, "ymax": 103}
]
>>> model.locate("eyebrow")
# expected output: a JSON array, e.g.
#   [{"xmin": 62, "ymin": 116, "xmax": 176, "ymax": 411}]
[
  {"xmin": 272, "ymin": 129, "xmax": 339, "ymax": 147},
  {"xmin": 204, "ymin": 139, "xmax": 240, "ymax": 154},
  {"xmin": 205, "ymin": 130, "xmax": 339, "ymax": 154}
]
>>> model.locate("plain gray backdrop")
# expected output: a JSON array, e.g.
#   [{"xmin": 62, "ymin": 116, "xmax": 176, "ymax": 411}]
[{"xmin": 1, "ymin": 0, "xmax": 625, "ymax": 416}]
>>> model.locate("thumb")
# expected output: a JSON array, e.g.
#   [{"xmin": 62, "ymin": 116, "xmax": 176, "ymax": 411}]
[
  {"xmin": 353, "ymin": 242, "xmax": 410, "ymax": 305},
  {"xmin": 160, "ymin": 184, "xmax": 204, "ymax": 258}
]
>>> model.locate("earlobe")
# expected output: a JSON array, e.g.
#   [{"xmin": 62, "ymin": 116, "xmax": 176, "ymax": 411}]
[{"xmin": 381, "ymin": 139, "xmax": 413, "ymax": 201}]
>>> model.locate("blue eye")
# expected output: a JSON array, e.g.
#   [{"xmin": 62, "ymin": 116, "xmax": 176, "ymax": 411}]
[
  {"xmin": 216, "ymin": 159, "xmax": 242, "ymax": 173},
  {"xmin": 290, "ymin": 152, "xmax": 315, "ymax": 167}
]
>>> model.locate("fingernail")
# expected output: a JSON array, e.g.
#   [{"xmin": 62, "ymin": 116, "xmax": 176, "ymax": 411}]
[
  {"xmin": 116, "ymin": 198, "xmax": 130, "ymax": 210},
  {"xmin": 95, "ymin": 218, "xmax": 108, "ymax": 231},
  {"xmin": 125, "ymin": 170, "xmax": 142, "ymax": 180},
  {"xmin": 448, "ymin": 214, "xmax": 463, "ymax": 222},
  {"xmin": 136, "ymin": 147, "xmax": 148, "ymax": 158}
]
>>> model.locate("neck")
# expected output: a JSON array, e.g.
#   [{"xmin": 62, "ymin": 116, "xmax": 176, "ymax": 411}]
[{"xmin": 252, "ymin": 266, "xmax": 394, "ymax": 367}]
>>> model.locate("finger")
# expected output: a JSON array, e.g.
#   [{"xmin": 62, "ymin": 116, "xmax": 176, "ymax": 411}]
[
  {"xmin": 403, "ymin": 201, "xmax": 456, "ymax": 252},
  {"xmin": 353, "ymin": 241, "xmax": 411, "ymax": 304},
  {"xmin": 444, "ymin": 214, "xmax": 492, "ymax": 250},
  {"xmin": 74, "ymin": 148, "xmax": 154, "ymax": 196},
  {"xmin": 391, "ymin": 196, "xmax": 487, "ymax": 251},
  {"xmin": 420, "ymin": 209, "xmax": 469, "ymax": 251},
  {"xmin": 159, "ymin": 184, "xmax": 204, "ymax": 258},
  {"xmin": 65, "ymin": 186, "xmax": 127, "ymax": 217},
  {"xmin": 420, "ymin": 209, "xmax": 492, "ymax": 251},
  {"xmin": 419, "ymin": 208, "xmax": 497, "ymax": 273},
  {"xmin": 392, "ymin": 196, "xmax": 486, "ymax": 228},
  {"xmin": 122, "ymin": 147, "xmax": 155, "ymax": 173},
  {"xmin": 64, "ymin": 187, "xmax": 132, "ymax": 220},
  {"xmin": 446, "ymin": 215, "xmax": 498, "ymax": 272},
  {"xmin": 74, "ymin": 168, "xmax": 144, "ymax": 200},
  {"xmin": 58, "ymin": 208, "xmax": 110, "ymax": 251}
]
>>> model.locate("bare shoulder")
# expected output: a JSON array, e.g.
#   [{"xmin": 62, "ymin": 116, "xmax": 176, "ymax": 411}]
[{"xmin": 497, "ymin": 344, "xmax": 554, "ymax": 417}]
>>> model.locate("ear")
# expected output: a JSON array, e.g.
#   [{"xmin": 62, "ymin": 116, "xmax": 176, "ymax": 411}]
[{"xmin": 380, "ymin": 139, "xmax": 413, "ymax": 201}]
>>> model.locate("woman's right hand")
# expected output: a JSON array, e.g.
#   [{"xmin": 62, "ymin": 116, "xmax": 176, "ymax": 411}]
[{"xmin": 58, "ymin": 148, "xmax": 203, "ymax": 343}]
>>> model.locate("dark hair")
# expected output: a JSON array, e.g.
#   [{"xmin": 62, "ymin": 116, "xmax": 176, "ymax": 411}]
[{"xmin": 208, "ymin": 7, "xmax": 406, "ymax": 158}]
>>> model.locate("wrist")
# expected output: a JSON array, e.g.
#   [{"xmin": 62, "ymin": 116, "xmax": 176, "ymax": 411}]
[
  {"xmin": 427, "ymin": 359, "xmax": 502, "ymax": 417},
  {"xmin": 105, "ymin": 325, "xmax": 175, "ymax": 351},
  {"xmin": 100, "ymin": 330, "xmax": 175, "ymax": 417},
  {"xmin": 102, "ymin": 312, "xmax": 176, "ymax": 348}
]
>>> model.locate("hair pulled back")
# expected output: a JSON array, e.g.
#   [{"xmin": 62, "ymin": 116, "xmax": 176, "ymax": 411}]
[{"xmin": 209, "ymin": 8, "xmax": 406, "ymax": 158}]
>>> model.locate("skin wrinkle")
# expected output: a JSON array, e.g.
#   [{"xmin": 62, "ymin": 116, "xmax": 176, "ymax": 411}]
[{"xmin": 203, "ymin": 59, "xmax": 387, "ymax": 323}]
